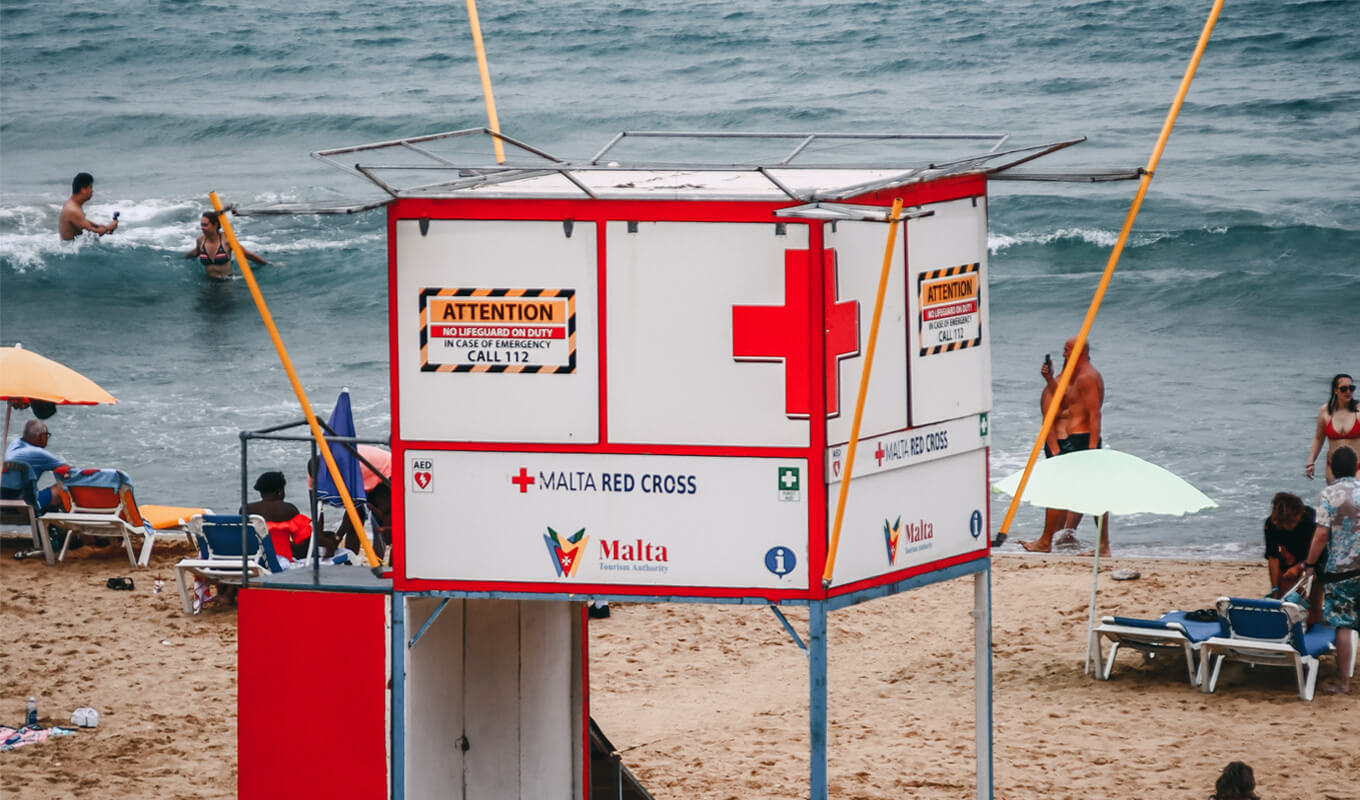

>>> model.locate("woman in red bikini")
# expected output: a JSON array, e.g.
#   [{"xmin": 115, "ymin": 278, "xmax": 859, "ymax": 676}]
[
  {"xmin": 1306, "ymin": 373, "xmax": 1358, "ymax": 483},
  {"xmin": 184, "ymin": 210, "xmax": 267, "ymax": 280}
]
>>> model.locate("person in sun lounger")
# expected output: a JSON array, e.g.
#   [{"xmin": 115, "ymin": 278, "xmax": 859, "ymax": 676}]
[{"xmin": 245, "ymin": 471, "xmax": 312, "ymax": 561}]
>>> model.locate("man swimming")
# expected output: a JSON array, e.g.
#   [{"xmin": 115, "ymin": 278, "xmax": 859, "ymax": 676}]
[{"xmin": 59, "ymin": 173, "xmax": 118, "ymax": 240}]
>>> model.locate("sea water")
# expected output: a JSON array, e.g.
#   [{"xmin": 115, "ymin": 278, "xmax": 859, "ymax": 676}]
[{"xmin": 2, "ymin": 0, "xmax": 1357, "ymax": 560}]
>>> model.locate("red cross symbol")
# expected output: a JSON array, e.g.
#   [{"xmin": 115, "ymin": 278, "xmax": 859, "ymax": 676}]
[
  {"xmin": 732, "ymin": 248, "xmax": 860, "ymax": 418},
  {"xmin": 874, "ymin": 442, "xmax": 885, "ymax": 466},
  {"xmin": 511, "ymin": 467, "xmax": 535, "ymax": 493}
]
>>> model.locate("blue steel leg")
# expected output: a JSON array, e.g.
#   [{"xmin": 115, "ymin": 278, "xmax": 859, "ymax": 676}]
[
  {"xmin": 391, "ymin": 592, "xmax": 405, "ymax": 800},
  {"xmin": 809, "ymin": 599, "xmax": 828, "ymax": 800},
  {"xmin": 975, "ymin": 567, "xmax": 993, "ymax": 800}
]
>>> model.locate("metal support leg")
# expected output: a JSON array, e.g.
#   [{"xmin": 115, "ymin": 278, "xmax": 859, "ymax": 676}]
[
  {"xmin": 391, "ymin": 593, "xmax": 405, "ymax": 800},
  {"xmin": 974, "ymin": 569, "xmax": 993, "ymax": 800},
  {"xmin": 809, "ymin": 600, "xmax": 828, "ymax": 800}
]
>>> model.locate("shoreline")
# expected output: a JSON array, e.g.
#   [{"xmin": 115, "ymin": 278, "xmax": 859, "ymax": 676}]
[{"xmin": 2, "ymin": 544, "xmax": 1354, "ymax": 799}]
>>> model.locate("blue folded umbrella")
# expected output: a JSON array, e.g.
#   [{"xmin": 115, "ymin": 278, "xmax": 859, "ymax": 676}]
[{"xmin": 315, "ymin": 390, "xmax": 365, "ymax": 508}]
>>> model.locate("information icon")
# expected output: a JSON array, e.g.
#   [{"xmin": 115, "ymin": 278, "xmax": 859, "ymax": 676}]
[{"xmin": 764, "ymin": 546, "xmax": 797, "ymax": 576}]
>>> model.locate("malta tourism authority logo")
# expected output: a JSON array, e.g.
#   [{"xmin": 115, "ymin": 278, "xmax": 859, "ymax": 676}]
[
  {"xmin": 543, "ymin": 526, "xmax": 589, "ymax": 578},
  {"xmin": 883, "ymin": 516, "xmax": 901, "ymax": 565}
]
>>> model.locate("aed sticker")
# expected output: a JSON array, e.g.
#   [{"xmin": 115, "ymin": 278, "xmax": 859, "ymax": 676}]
[
  {"xmin": 419, "ymin": 288, "xmax": 576, "ymax": 373},
  {"xmin": 917, "ymin": 263, "xmax": 981, "ymax": 356},
  {"xmin": 410, "ymin": 458, "xmax": 434, "ymax": 493}
]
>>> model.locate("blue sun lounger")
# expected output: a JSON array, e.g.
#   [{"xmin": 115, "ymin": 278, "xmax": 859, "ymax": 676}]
[
  {"xmin": 1095, "ymin": 610, "xmax": 1227, "ymax": 686},
  {"xmin": 1197, "ymin": 596, "xmax": 1336, "ymax": 701}
]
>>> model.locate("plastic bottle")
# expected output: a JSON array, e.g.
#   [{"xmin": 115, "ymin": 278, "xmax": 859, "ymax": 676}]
[{"xmin": 26, "ymin": 697, "xmax": 37, "ymax": 726}]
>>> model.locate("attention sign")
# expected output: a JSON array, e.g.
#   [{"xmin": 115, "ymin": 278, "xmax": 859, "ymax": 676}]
[
  {"xmin": 917, "ymin": 263, "xmax": 981, "ymax": 356},
  {"xmin": 420, "ymin": 288, "xmax": 577, "ymax": 373}
]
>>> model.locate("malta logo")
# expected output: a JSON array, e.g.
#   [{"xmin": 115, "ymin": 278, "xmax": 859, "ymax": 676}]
[
  {"xmin": 883, "ymin": 516, "xmax": 901, "ymax": 565},
  {"xmin": 543, "ymin": 526, "xmax": 589, "ymax": 578}
]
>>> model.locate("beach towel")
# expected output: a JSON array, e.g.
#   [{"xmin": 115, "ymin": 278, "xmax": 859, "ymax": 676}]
[{"xmin": 1, "ymin": 724, "xmax": 76, "ymax": 751}]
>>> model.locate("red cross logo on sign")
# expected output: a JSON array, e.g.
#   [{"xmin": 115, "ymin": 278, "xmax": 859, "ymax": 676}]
[
  {"xmin": 512, "ymin": 467, "xmax": 535, "ymax": 493},
  {"xmin": 731, "ymin": 248, "xmax": 860, "ymax": 418}
]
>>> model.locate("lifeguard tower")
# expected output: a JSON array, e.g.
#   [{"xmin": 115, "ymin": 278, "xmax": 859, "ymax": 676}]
[{"xmin": 236, "ymin": 130, "xmax": 1093, "ymax": 800}]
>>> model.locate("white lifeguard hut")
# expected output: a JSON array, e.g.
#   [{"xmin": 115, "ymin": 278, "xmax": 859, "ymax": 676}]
[{"xmin": 236, "ymin": 129, "xmax": 1095, "ymax": 800}]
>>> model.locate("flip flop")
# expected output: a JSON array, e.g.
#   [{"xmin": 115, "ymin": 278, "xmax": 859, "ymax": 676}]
[{"xmin": 105, "ymin": 577, "xmax": 135, "ymax": 591}]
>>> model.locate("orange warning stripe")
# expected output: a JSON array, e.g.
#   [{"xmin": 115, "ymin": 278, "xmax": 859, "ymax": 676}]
[
  {"xmin": 418, "ymin": 287, "xmax": 577, "ymax": 373},
  {"xmin": 917, "ymin": 264, "xmax": 982, "ymax": 357}
]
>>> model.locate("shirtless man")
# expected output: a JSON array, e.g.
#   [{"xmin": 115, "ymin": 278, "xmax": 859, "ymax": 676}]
[
  {"xmin": 58, "ymin": 173, "xmax": 118, "ymax": 240},
  {"xmin": 1059, "ymin": 336, "xmax": 1111, "ymax": 556},
  {"xmin": 1020, "ymin": 354, "xmax": 1073, "ymax": 552}
]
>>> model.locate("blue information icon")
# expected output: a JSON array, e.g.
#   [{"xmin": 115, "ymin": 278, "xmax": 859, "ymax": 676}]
[
  {"xmin": 765, "ymin": 546, "xmax": 796, "ymax": 576},
  {"xmin": 969, "ymin": 509, "xmax": 984, "ymax": 539}
]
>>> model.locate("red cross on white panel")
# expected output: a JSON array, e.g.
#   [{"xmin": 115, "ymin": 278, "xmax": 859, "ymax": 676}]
[{"xmin": 731, "ymin": 248, "xmax": 860, "ymax": 418}]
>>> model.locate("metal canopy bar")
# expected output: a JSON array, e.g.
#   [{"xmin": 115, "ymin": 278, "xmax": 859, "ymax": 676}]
[
  {"xmin": 233, "ymin": 199, "xmax": 393, "ymax": 216},
  {"xmin": 311, "ymin": 127, "xmax": 566, "ymax": 184},
  {"xmin": 775, "ymin": 202, "xmax": 936, "ymax": 222},
  {"xmin": 589, "ymin": 130, "xmax": 1011, "ymax": 166},
  {"xmin": 989, "ymin": 168, "xmax": 1144, "ymax": 182}
]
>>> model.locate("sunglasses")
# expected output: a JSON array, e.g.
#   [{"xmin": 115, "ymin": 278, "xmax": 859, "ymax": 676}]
[{"xmin": 1340, "ymin": 385, "xmax": 1356, "ymax": 393}]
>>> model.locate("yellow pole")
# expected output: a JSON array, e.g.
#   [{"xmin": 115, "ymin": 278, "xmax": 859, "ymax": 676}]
[
  {"xmin": 210, "ymin": 192, "xmax": 381, "ymax": 568},
  {"xmin": 465, "ymin": 0, "xmax": 505, "ymax": 164},
  {"xmin": 996, "ymin": 0, "xmax": 1226, "ymax": 542},
  {"xmin": 823, "ymin": 198, "xmax": 904, "ymax": 586}
]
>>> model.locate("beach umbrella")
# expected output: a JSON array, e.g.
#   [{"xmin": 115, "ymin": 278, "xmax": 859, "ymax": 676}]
[
  {"xmin": 992, "ymin": 448, "xmax": 1217, "ymax": 675},
  {"xmin": 0, "ymin": 343, "xmax": 118, "ymax": 447},
  {"xmin": 315, "ymin": 388, "xmax": 365, "ymax": 507}
]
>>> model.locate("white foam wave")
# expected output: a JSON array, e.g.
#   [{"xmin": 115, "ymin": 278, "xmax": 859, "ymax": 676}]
[
  {"xmin": 0, "ymin": 193, "xmax": 382, "ymax": 269},
  {"xmin": 988, "ymin": 227, "xmax": 1178, "ymax": 253}
]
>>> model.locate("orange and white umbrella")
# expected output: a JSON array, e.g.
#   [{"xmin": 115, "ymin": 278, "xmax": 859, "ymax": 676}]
[{"xmin": 1, "ymin": 343, "xmax": 117, "ymax": 446}]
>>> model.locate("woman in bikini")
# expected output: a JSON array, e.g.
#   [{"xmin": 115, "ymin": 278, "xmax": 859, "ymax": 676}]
[
  {"xmin": 184, "ymin": 210, "xmax": 266, "ymax": 280},
  {"xmin": 1306, "ymin": 373, "xmax": 1358, "ymax": 483}
]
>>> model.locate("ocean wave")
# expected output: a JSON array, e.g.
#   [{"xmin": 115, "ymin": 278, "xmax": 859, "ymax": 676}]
[{"xmin": 0, "ymin": 194, "xmax": 384, "ymax": 272}]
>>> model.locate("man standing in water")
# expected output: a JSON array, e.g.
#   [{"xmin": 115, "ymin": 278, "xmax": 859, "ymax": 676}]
[
  {"xmin": 1020, "ymin": 353, "xmax": 1072, "ymax": 552},
  {"xmin": 59, "ymin": 173, "xmax": 118, "ymax": 240},
  {"xmin": 1059, "ymin": 336, "xmax": 1110, "ymax": 556},
  {"xmin": 1021, "ymin": 337, "xmax": 1110, "ymax": 555}
]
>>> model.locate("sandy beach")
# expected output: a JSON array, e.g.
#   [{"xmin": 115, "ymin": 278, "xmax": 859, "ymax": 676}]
[{"xmin": 2, "ymin": 543, "xmax": 1355, "ymax": 799}]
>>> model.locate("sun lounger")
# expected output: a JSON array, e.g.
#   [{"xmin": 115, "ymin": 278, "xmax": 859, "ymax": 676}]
[
  {"xmin": 1197, "ymin": 596, "xmax": 1336, "ymax": 701},
  {"xmin": 174, "ymin": 514, "xmax": 283, "ymax": 614},
  {"xmin": 1094, "ymin": 610, "xmax": 1226, "ymax": 685},
  {"xmin": 43, "ymin": 469, "xmax": 205, "ymax": 567},
  {"xmin": 0, "ymin": 460, "xmax": 53, "ymax": 564}
]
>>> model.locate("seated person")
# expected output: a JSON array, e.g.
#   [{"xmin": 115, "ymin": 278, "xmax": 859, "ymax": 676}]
[
  {"xmin": 335, "ymin": 481, "xmax": 390, "ymax": 561},
  {"xmin": 244, "ymin": 471, "xmax": 313, "ymax": 561},
  {"xmin": 2, "ymin": 419, "xmax": 68, "ymax": 512}
]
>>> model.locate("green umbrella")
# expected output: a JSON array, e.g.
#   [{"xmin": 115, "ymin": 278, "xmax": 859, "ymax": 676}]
[{"xmin": 992, "ymin": 448, "xmax": 1217, "ymax": 674}]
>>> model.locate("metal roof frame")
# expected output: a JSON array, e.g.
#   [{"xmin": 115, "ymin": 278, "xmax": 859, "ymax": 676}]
[{"xmin": 233, "ymin": 128, "xmax": 1136, "ymax": 216}]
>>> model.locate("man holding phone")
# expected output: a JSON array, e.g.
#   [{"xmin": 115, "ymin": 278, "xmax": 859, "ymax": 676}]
[
  {"xmin": 1021, "ymin": 352, "xmax": 1073, "ymax": 552},
  {"xmin": 1058, "ymin": 336, "xmax": 1111, "ymax": 556},
  {"xmin": 59, "ymin": 172, "xmax": 119, "ymax": 240}
]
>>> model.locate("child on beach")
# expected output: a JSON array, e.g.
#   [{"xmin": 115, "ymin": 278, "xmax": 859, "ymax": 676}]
[{"xmin": 1209, "ymin": 761, "xmax": 1259, "ymax": 800}]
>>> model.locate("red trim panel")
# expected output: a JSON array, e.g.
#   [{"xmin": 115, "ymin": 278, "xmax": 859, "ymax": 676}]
[{"xmin": 239, "ymin": 589, "xmax": 389, "ymax": 800}]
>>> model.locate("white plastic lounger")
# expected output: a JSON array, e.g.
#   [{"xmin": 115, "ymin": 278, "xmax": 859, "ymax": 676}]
[
  {"xmin": 1095, "ymin": 610, "xmax": 1226, "ymax": 685},
  {"xmin": 174, "ymin": 514, "xmax": 281, "ymax": 614},
  {"xmin": 1197, "ymin": 596, "xmax": 1336, "ymax": 702}
]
